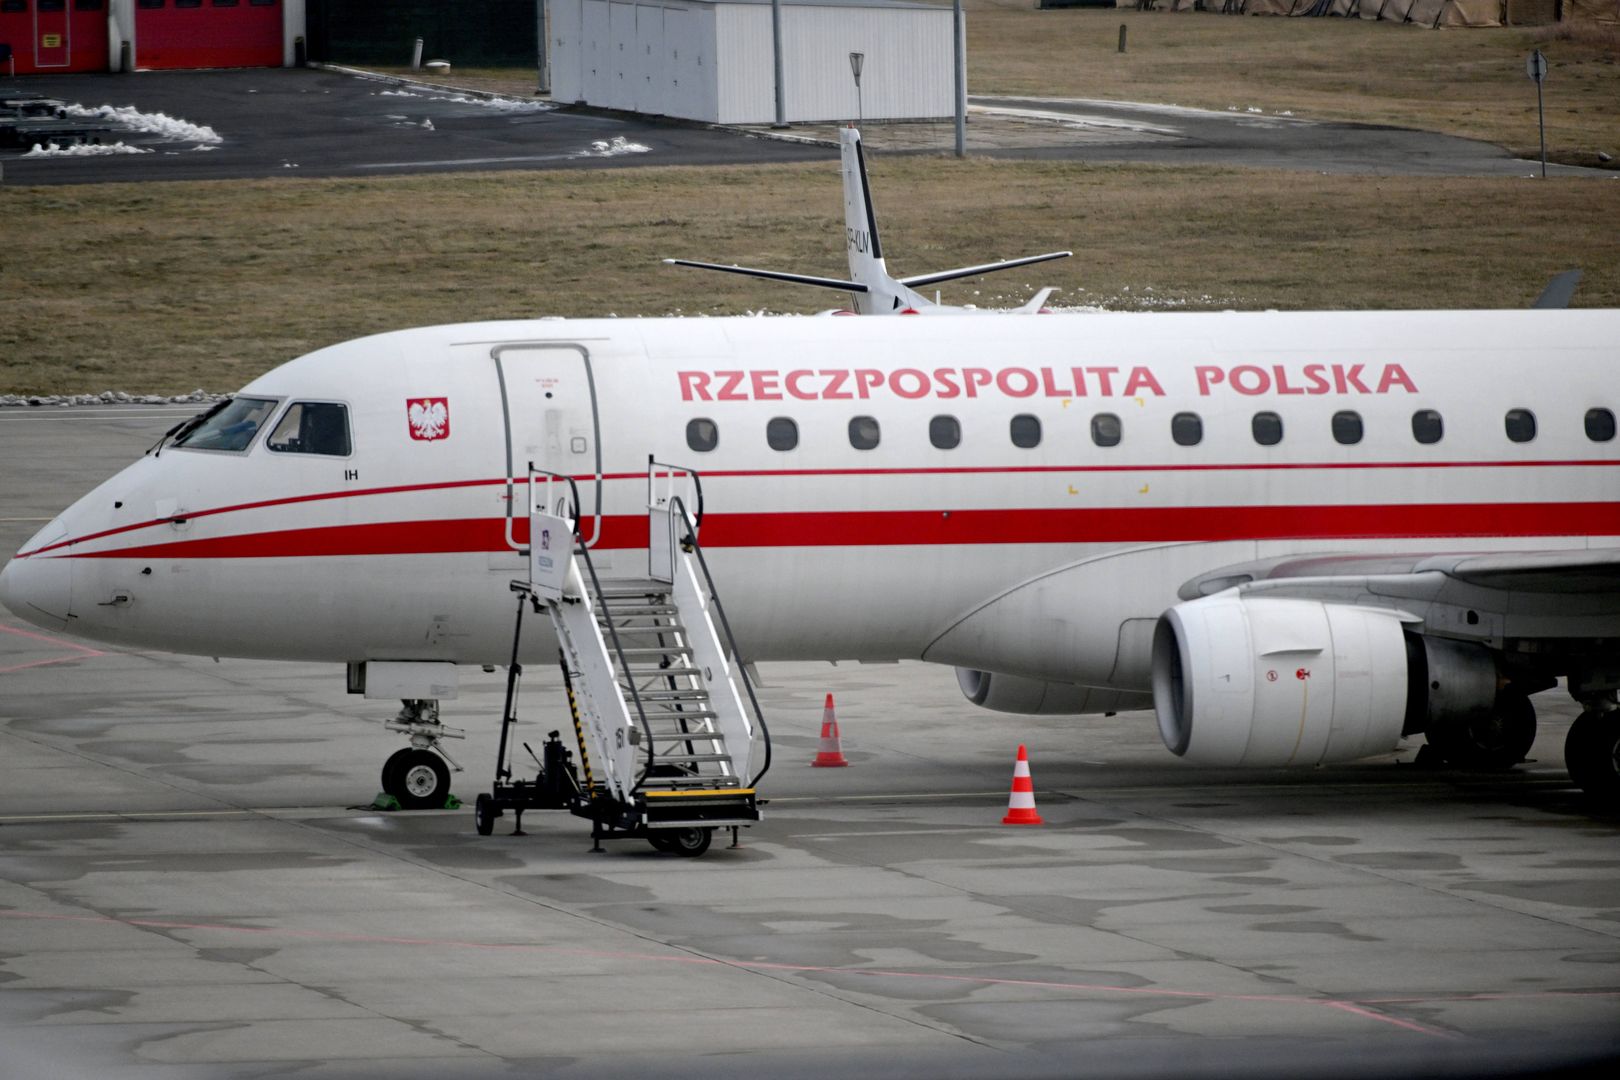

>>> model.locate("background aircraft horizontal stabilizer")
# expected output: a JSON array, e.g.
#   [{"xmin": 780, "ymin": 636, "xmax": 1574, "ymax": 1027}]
[
  {"xmin": 899, "ymin": 250, "xmax": 1073, "ymax": 289},
  {"xmin": 662, "ymin": 258, "xmax": 868, "ymax": 294}
]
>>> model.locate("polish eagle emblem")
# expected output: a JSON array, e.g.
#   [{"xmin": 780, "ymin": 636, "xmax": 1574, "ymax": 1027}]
[{"xmin": 407, "ymin": 398, "xmax": 449, "ymax": 441}]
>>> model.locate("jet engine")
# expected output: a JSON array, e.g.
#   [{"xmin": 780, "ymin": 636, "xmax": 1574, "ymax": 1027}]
[
  {"xmin": 1152, "ymin": 594, "xmax": 1431, "ymax": 767},
  {"xmin": 956, "ymin": 668, "xmax": 1151, "ymax": 715}
]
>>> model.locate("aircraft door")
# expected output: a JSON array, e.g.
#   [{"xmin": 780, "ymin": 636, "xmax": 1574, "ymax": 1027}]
[{"xmin": 494, "ymin": 344, "xmax": 603, "ymax": 549}]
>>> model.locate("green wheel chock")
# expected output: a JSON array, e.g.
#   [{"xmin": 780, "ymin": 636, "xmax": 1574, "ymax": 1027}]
[
  {"xmin": 368, "ymin": 793, "xmax": 402, "ymax": 811},
  {"xmin": 443, "ymin": 794, "xmax": 463, "ymax": 810}
]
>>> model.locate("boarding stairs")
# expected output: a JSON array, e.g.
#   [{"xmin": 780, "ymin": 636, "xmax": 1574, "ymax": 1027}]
[{"xmin": 508, "ymin": 462, "xmax": 768, "ymax": 850}]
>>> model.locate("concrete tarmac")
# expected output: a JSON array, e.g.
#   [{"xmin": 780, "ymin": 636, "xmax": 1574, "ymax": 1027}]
[{"xmin": 2, "ymin": 408, "xmax": 1618, "ymax": 1078}]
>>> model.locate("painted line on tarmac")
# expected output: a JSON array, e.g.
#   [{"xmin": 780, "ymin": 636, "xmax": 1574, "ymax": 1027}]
[
  {"xmin": 0, "ymin": 907, "xmax": 1477, "ymax": 1039},
  {"xmin": 0, "ymin": 623, "xmax": 108, "ymax": 674},
  {"xmin": 0, "ymin": 809, "xmax": 258, "ymax": 823}
]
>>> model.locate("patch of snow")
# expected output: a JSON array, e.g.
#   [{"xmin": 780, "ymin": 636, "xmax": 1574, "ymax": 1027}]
[
  {"xmin": 190, "ymin": 144, "xmax": 218, "ymax": 152},
  {"xmin": 420, "ymin": 118, "xmax": 435, "ymax": 131},
  {"xmin": 436, "ymin": 93, "xmax": 555, "ymax": 113},
  {"xmin": 22, "ymin": 141, "xmax": 152, "ymax": 158},
  {"xmin": 379, "ymin": 89, "xmax": 421, "ymax": 98},
  {"xmin": 580, "ymin": 136, "xmax": 652, "ymax": 157},
  {"xmin": 64, "ymin": 103, "xmax": 222, "ymax": 145},
  {"xmin": 1246, "ymin": 107, "xmax": 1263, "ymax": 114}
]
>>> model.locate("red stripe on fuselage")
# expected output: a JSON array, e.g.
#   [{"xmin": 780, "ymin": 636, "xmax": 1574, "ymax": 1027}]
[
  {"xmin": 55, "ymin": 502, "xmax": 1620, "ymax": 559},
  {"xmin": 18, "ymin": 459, "xmax": 1620, "ymax": 559}
]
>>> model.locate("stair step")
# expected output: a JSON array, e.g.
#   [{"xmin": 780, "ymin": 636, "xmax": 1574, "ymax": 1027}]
[
  {"xmin": 597, "ymin": 603, "xmax": 677, "ymax": 615},
  {"xmin": 602, "ymin": 623, "xmax": 687, "ymax": 636},
  {"xmin": 641, "ymin": 777, "xmax": 746, "ymax": 790},
  {"xmin": 615, "ymin": 646, "xmax": 692, "ymax": 658},
  {"xmin": 643, "ymin": 710, "xmax": 719, "ymax": 721},
  {"xmin": 633, "ymin": 689, "xmax": 710, "ymax": 700},
  {"xmin": 593, "ymin": 580, "xmax": 671, "ymax": 598}
]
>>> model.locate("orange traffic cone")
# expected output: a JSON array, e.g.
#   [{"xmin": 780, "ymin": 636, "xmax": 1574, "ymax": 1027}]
[
  {"xmin": 1001, "ymin": 744, "xmax": 1043, "ymax": 825},
  {"xmin": 811, "ymin": 693, "xmax": 851, "ymax": 767}
]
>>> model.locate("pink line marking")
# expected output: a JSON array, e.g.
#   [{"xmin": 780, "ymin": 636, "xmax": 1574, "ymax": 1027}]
[
  {"xmin": 0, "ymin": 624, "xmax": 108, "ymax": 673},
  {"xmin": 0, "ymin": 624, "xmax": 105, "ymax": 655},
  {"xmin": 0, "ymin": 909, "xmax": 1470, "ymax": 1037}
]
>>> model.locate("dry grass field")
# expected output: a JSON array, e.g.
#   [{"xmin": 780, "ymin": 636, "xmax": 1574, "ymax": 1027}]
[
  {"xmin": 963, "ymin": 5, "xmax": 1620, "ymax": 166},
  {"xmin": 3, "ymin": 160, "xmax": 1617, "ymax": 395}
]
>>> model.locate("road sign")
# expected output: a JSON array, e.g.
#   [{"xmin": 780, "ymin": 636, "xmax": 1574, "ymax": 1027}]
[{"xmin": 1526, "ymin": 50, "xmax": 1548, "ymax": 84}]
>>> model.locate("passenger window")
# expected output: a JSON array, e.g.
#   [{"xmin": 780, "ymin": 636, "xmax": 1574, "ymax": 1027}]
[
  {"xmin": 1252, "ymin": 412, "xmax": 1283, "ymax": 446},
  {"xmin": 685, "ymin": 418, "xmax": 718, "ymax": 453},
  {"xmin": 930, "ymin": 415, "xmax": 960, "ymax": 450},
  {"xmin": 1171, "ymin": 412, "xmax": 1202, "ymax": 447},
  {"xmin": 267, "ymin": 402, "xmax": 351, "ymax": 457},
  {"xmin": 1504, "ymin": 408, "xmax": 1536, "ymax": 444},
  {"xmin": 136, "ymin": 0, "xmax": 164, "ymax": 7},
  {"xmin": 1412, "ymin": 409, "xmax": 1443, "ymax": 445},
  {"xmin": 1331, "ymin": 410, "xmax": 1363, "ymax": 445},
  {"xmin": 249, "ymin": 0, "xmax": 276, "ymax": 6},
  {"xmin": 212, "ymin": 0, "xmax": 239, "ymax": 5},
  {"xmin": 0, "ymin": 1, "xmax": 28, "ymax": 12},
  {"xmin": 1586, "ymin": 408, "xmax": 1616, "ymax": 443},
  {"xmin": 1090, "ymin": 413, "xmax": 1121, "ymax": 448},
  {"xmin": 766, "ymin": 417, "xmax": 798, "ymax": 452},
  {"xmin": 174, "ymin": 0, "xmax": 201, "ymax": 7},
  {"xmin": 849, "ymin": 416, "xmax": 880, "ymax": 451},
  {"xmin": 38, "ymin": 0, "xmax": 63, "ymax": 9},
  {"xmin": 1010, "ymin": 414, "xmax": 1041, "ymax": 449},
  {"xmin": 75, "ymin": 0, "xmax": 105, "ymax": 8}
]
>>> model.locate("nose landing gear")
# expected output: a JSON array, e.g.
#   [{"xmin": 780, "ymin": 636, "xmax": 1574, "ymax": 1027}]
[{"xmin": 381, "ymin": 699, "xmax": 464, "ymax": 809}]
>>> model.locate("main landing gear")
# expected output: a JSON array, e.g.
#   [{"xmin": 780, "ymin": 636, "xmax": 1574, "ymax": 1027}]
[
  {"xmin": 1423, "ymin": 687, "xmax": 1539, "ymax": 772},
  {"xmin": 380, "ymin": 699, "xmax": 464, "ymax": 810},
  {"xmin": 1565, "ymin": 704, "xmax": 1620, "ymax": 808}
]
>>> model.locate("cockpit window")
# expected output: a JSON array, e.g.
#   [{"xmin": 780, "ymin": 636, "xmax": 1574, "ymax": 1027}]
[
  {"xmin": 267, "ymin": 402, "xmax": 352, "ymax": 456},
  {"xmin": 172, "ymin": 396, "xmax": 279, "ymax": 452}
]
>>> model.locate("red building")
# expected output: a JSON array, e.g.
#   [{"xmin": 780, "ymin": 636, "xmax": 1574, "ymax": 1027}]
[{"xmin": 1, "ymin": 0, "xmax": 299, "ymax": 74}]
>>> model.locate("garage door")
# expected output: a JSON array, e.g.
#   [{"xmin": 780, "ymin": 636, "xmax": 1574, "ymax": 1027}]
[
  {"xmin": 0, "ymin": 0, "xmax": 112, "ymax": 74},
  {"xmin": 134, "ymin": 0, "xmax": 281, "ymax": 70}
]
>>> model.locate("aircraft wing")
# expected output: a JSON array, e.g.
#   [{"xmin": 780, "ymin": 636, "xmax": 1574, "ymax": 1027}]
[
  {"xmin": 1177, "ymin": 548, "xmax": 1620, "ymax": 641},
  {"xmin": 663, "ymin": 259, "xmax": 868, "ymax": 294}
]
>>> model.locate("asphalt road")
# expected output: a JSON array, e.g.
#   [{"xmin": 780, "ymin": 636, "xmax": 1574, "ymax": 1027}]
[
  {"xmin": 0, "ymin": 67, "xmax": 832, "ymax": 185},
  {"xmin": 1, "ymin": 407, "xmax": 1617, "ymax": 1078},
  {"xmin": 3, "ymin": 68, "xmax": 1609, "ymax": 186}
]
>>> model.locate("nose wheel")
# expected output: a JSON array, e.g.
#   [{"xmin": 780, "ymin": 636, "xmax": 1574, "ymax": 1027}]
[
  {"xmin": 382, "ymin": 748, "xmax": 453, "ymax": 810},
  {"xmin": 381, "ymin": 699, "xmax": 464, "ymax": 809}
]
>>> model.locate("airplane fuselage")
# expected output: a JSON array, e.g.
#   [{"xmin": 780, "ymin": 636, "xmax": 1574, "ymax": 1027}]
[{"xmin": 5, "ymin": 309, "xmax": 1616, "ymax": 705}]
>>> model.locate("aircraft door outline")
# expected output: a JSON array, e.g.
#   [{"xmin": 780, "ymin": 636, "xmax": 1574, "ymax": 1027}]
[{"xmin": 493, "ymin": 343, "xmax": 604, "ymax": 551}]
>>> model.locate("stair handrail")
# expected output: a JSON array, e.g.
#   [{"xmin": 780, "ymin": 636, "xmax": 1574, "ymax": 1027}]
[
  {"xmin": 666, "ymin": 493, "xmax": 773, "ymax": 788},
  {"xmin": 529, "ymin": 465, "xmax": 657, "ymax": 788},
  {"xmin": 648, "ymin": 456, "xmax": 704, "ymax": 530}
]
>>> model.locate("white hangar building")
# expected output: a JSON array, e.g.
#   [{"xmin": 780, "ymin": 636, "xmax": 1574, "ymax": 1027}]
[{"xmin": 548, "ymin": 0, "xmax": 955, "ymax": 125}]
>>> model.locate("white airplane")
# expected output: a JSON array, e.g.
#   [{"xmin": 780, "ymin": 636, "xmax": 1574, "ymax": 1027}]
[
  {"xmin": 665, "ymin": 126, "xmax": 1071, "ymax": 315},
  {"xmin": 3, "ymin": 300, "xmax": 1619, "ymax": 812}
]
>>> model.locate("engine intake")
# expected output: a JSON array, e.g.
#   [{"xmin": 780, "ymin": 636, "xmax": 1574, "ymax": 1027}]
[{"xmin": 1151, "ymin": 595, "xmax": 1414, "ymax": 766}]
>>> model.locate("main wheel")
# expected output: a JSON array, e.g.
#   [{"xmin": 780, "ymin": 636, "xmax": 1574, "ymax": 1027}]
[
  {"xmin": 388, "ymin": 749, "xmax": 451, "ymax": 810},
  {"xmin": 474, "ymin": 793, "xmax": 501, "ymax": 836},
  {"xmin": 1426, "ymin": 690, "xmax": 1537, "ymax": 771},
  {"xmin": 665, "ymin": 827, "xmax": 712, "ymax": 858},
  {"xmin": 1565, "ymin": 710, "xmax": 1620, "ymax": 807}
]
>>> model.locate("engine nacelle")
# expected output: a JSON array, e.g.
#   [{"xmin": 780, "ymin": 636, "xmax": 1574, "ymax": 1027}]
[
  {"xmin": 956, "ymin": 668, "xmax": 1152, "ymax": 716},
  {"xmin": 1151, "ymin": 595, "xmax": 1414, "ymax": 766}
]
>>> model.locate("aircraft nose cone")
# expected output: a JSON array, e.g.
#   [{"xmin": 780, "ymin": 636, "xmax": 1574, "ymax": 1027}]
[{"xmin": 1, "ymin": 520, "xmax": 73, "ymax": 632}]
